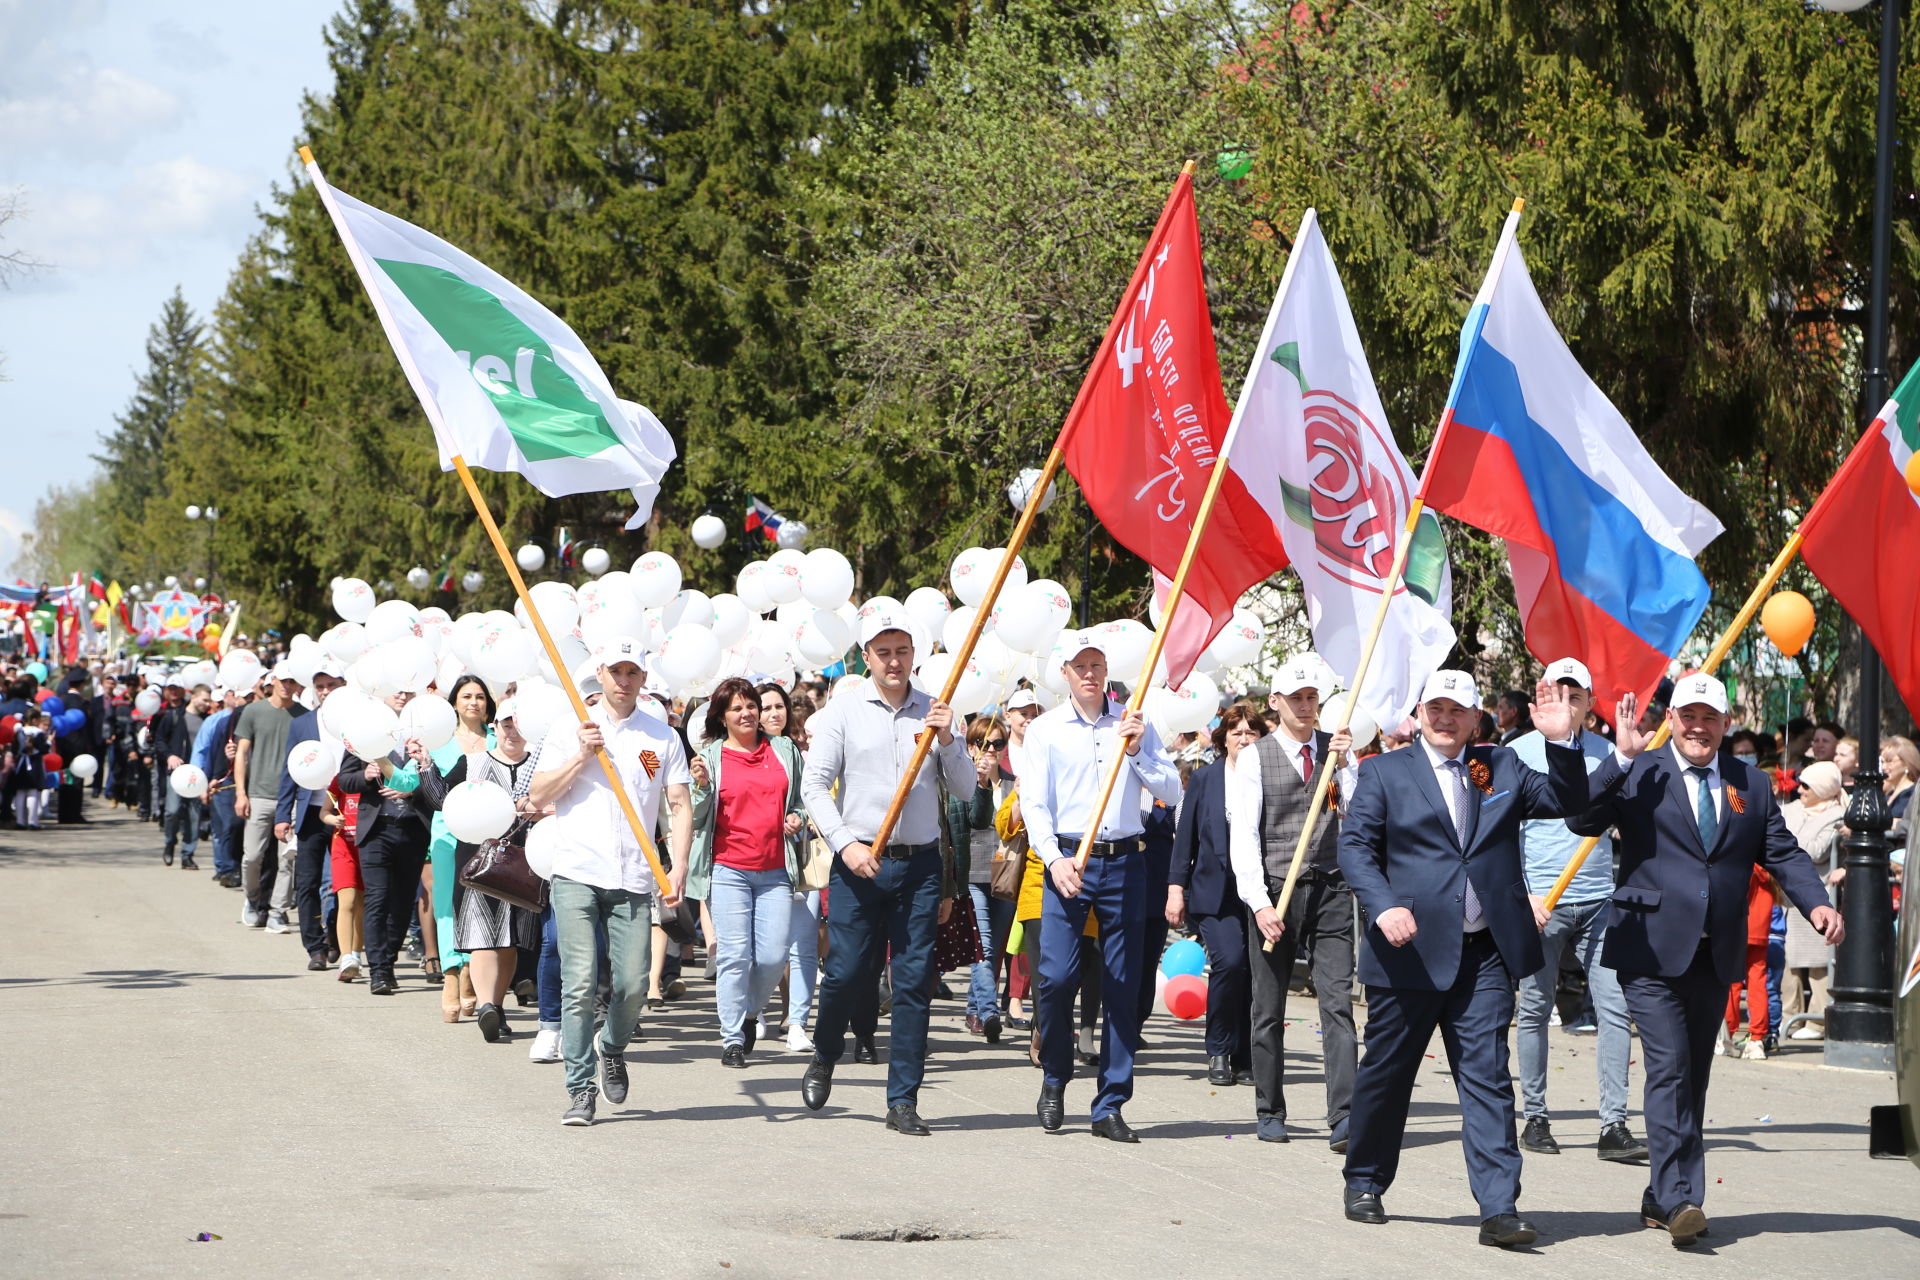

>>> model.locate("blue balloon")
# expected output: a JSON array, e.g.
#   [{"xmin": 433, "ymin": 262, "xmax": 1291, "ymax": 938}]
[
  {"xmin": 42, "ymin": 696, "xmax": 65, "ymax": 716},
  {"xmin": 1160, "ymin": 937, "xmax": 1207, "ymax": 979},
  {"xmin": 57, "ymin": 710, "xmax": 86, "ymax": 735}
]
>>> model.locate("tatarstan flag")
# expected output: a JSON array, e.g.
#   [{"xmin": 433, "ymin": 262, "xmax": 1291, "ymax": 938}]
[
  {"xmin": 1054, "ymin": 170, "xmax": 1288, "ymax": 687},
  {"xmin": 1800, "ymin": 361, "xmax": 1920, "ymax": 718}
]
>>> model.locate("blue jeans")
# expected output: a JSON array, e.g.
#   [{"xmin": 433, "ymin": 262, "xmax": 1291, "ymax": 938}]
[
  {"xmin": 1037, "ymin": 848, "xmax": 1145, "ymax": 1119},
  {"xmin": 966, "ymin": 883, "xmax": 1015, "ymax": 1021},
  {"xmin": 538, "ymin": 906, "xmax": 562, "ymax": 1031},
  {"xmin": 1516, "ymin": 898, "xmax": 1631, "ymax": 1126},
  {"xmin": 711, "ymin": 864, "xmax": 793, "ymax": 1046},
  {"xmin": 552, "ymin": 876, "xmax": 651, "ymax": 1098},
  {"xmin": 208, "ymin": 786, "xmax": 238, "ymax": 877},
  {"xmin": 811, "ymin": 848, "xmax": 943, "ymax": 1107},
  {"xmin": 162, "ymin": 788, "xmax": 200, "ymax": 858},
  {"xmin": 787, "ymin": 890, "xmax": 821, "ymax": 1028},
  {"xmin": 1766, "ymin": 906, "xmax": 1786, "ymax": 1032}
]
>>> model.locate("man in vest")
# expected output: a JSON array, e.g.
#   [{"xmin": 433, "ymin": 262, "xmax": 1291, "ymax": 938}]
[{"xmin": 1228, "ymin": 654, "xmax": 1355, "ymax": 1148}]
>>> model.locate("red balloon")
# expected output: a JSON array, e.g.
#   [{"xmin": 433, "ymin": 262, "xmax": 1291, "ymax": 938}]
[
  {"xmin": 0, "ymin": 716, "xmax": 15, "ymax": 747},
  {"xmin": 1164, "ymin": 973, "xmax": 1207, "ymax": 1021},
  {"xmin": 44, "ymin": 753, "xmax": 64, "ymax": 773}
]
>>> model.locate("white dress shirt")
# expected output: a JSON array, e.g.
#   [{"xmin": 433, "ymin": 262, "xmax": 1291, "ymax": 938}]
[
  {"xmin": 1672, "ymin": 743, "xmax": 1724, "ymax": 823},
  {"xmin": 1226, "ymin": 732, "xmax": 1358, "ymax": 916},
  {"xmin": 535, "ymin": 699, "xmax": 689, "ymax": 894},
  {"xmin": 1022, "ymin": 696, "xmax": 1181, "ymax": 864}
]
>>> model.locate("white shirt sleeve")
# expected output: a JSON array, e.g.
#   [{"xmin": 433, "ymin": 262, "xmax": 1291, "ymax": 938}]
[
  {"xmin": 1022, "ymin": 719, "xmax": 1064, "ymax": 865},
  {"xmin": 1229, "ymin": 748, "xmax": 1271, "ymax": 916},
  {"xmin": 660, "ymin": 731, "xmax": 691, "ymax": 786}
]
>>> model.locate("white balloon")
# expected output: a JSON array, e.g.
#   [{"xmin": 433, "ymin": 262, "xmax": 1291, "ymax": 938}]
[
  {"xmin": 949, "ymin": 546, "xmax": 1028, "ymax": 608},
  {"xmin": 662, "ymin": 588, "xmax": 715, "ymax": 631},
  {"xmin": 524, "ymin": 815, "xmax": 561, "ymax": 878},
  {"xmin": 434, "ymin": 654, "xmax": 467, "ymax": 696},
  {"xmin": 169, "ymin": 763, "xmax": 209, "ymax": 799},
  {"xmin": 941, "ymin": 605, "xmax": 984, "ymax": 656},
  {"xmin": 364, "ymin": 598, "xmax": 424, "ymax": 645},
  {"xmin": 512, "ymin": 680, "xmax": 575, "ymax": 747},
  {"xmin": 515, "ymin": 543, "xmax": 546, "ymax": 572},
  {"xmin": 972, "ymin": 631, "xmax": 1019, "ymax": 686},
  {"xmin": 774, "ymin": 519, "xmax": 808, "ymax": 550},
  {"xmin": 319, "ymin": 686, "xmax": 376, "ymax": 741},
  {"xmin": 1151, "ymin": 670, "xmax": 1220, "ymax": 736},
  {"xmin": 443, "ymin": 779, "xmax": 516, "ymax": 843},
  {"xmin": 793, "ymin": 608, "xmax": 853, "ymax": 667},
  {"xmin": 630, "ymin": 551, "xmax": 683, "ymax": 607},
  {"xmin": 579, "ymin": 594, "xmax": 647, "ymax": 653},
  {"xmin": 323, "ymin": 622, "xmax": 370, "ymax": 664},
  {"xmin": 538, "ymin": 630, "xmax": 592, "ymax": 689},
  {"xmin": 903, "ymin": 586, "xmax": 951, "ymax": 637},
  {"xmin": 331, "ymin": 577, "xmax": 375, "ymax": 623},
  {"xmin": 285, "ymin": 738, "xmax": 342, "ymax": 790},
  {"xmin": 1324, "ymin": 691, "xmax": 1380, "ymax": 749},
  {"xmin": 708, "ymin": 593, "xmax": 751, "ymax": 649},
  {"xmin": 763, "ymin": 549, "xmax": 805, "ymax": 604},
  {"xmin": 583, "ymin": 570, "xmax": 633, "ymax": 610},
  {"xmin": 992, "ymin": 579, "xmax": 1072, "ymax": 654},
  {"xmin": 135, "ymin": 688, "xmax": 163, "ymax": 716},
  {"xmin": 917, "ymin": 651, "xmax": 991, "ymax": 715},
  {"xmin": 1095, "ymin": 619, "xmax": 1154, "ymax": 686},
  {"xmin": 382, "ymin": 635, "xmax": 438, "ymax": 694},
  {"xmin": 656, "ymin": 624, "xmax": 722, "ymax": 690},
  {"xmin": 339, "ymin": 699, "xmax": 401, "ymax": 760},
  {"xmin": 581, "ymin": 547, "xmax": 612, "ymax": 577},
  {"xmin": 526, "ymin": 580, "xmax": 581, "ymax": 634},
  {"xmin": 448, "ymin": 614, "xmax": 489, "ymax": 664},
  {"xmin": 735, "ymin": 561, "xmax": 775, "ymax": 614},
  {"xmin": 1204, "ymin": 608, "xmax": 1264, "ymax": 670},
  {"xmin": 690, "ymin": 513, "xmax": 728, "ymax": 550},
  {"xmin": 799, "ymin": 547, "xmax": 855, "ymax": 609},
  {"xmin": 68, "ymin": 753, "xmax": 99, "ymax": 781},
  {"xmin": 401, "ymin": 693, "xmax": 458, "ymax": 750},
  {"xmin": 350, "ymin": 651, "xmax": 400, "ymax": 700},
  {"xmin": 219, "ymin": 649, "xmax": 264, "ymax": 690},
  {"xmin": 471, "ymin": 624, "xmax": 537, "ymax": 688},
  {"xmin": 419, "ymin": 606, "xmax": 451, "ymax": 625}
]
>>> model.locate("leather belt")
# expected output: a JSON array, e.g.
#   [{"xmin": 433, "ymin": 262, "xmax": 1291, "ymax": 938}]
[
  {"xmin": 874, "ymin": 840, "xmax": 938, "ymax": 861},
  {"xmin": 1059, "ymin": 835, "xmax": 1141, "ymax": 859}
]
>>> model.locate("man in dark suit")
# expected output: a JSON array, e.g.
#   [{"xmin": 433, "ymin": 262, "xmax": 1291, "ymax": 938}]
[
  {"xmin": 275, "ymin": 665, "xmax": 347, "ymax": 972},
  {"xmin": 1338, "ymin": 670, "xmax": 1589, "ymax": 1248},
  {"xmin": 1567, "ymin": 671, "xmax": 1842, "ymax": 1247},
  {"xmin": 335, "ymin": 691, "xmax": 436, "ymax": 997}
]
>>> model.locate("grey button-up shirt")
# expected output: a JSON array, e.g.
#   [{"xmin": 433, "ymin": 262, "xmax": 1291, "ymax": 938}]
[{"xmin": 801, "ymin": 681, "xmax": 976, "ymax": 853}]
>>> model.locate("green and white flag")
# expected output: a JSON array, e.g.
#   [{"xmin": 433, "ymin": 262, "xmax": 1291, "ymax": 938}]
[
  {"xmin": 303, "ymin": 153, "xmax": 674, "ymax": 521},
  {"xmin": 1228, "ymin": 209, "xmax": 1455, "ymax": 726}
]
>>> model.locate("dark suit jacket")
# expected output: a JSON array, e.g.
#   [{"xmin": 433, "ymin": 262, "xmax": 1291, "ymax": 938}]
[
  {"xmin": 1340, "ymin": 739, "xmax": 1588, "ymax": 990},
  {"xmin": 336, "ymin": 749, "xmax": 432, "ymax": 845},
  {"xmin": 275, "ymin": 716, "xmax": 324, "ymax": 831},
  {"xmin": 1170, "ymin": 760, "xmax": 1236, "ymax": 916},
  {"xmin": 1568, "ymin": 746, "xmax": 1829, "ymax": 985}
]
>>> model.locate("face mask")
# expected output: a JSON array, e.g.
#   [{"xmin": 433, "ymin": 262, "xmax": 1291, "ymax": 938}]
[{"xmin": 1733, "ymin": 752, "xmax": 1757, "ymax": 766}]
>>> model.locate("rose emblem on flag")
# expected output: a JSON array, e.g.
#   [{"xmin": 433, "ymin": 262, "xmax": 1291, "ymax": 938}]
[{"xmin": 1301, "ymin": 391, "xmax": 1406, "ymax": 589}]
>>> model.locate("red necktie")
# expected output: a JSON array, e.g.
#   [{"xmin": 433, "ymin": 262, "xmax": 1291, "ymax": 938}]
[{"xmin": 1298, "ymin": 743, "xmax": 1313, "ymax": 785}]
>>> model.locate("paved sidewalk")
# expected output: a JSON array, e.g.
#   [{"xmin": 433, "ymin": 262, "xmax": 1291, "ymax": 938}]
[{"xmin": 2, "ymin": 808, "xmax": 1914, "ymax": 1278}]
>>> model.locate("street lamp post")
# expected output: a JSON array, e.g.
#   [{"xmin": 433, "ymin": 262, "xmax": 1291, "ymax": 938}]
[
  {"xmin": 185, "ymin": 504, "xmax": 219, "ymax": 593},
  {"xmin": 1814, "ymin": 0, "xmax": 1901, "ymax": 1071}
]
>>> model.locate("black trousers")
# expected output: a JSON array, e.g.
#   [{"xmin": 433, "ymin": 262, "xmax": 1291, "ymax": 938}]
[
  {"xmin": 1253, "ymin": 875, "xmax": 1357, "ymax": 1130},
  {"xmin": 359, "ymin": 820, "xmax": 428, "ymax": 977},
  {"xmin": 1619, "ymin": 942, "xmax": 1724, "ymax": 1214},
  {"xmin": 1193, "ymin": 911, "xmax": 1251, "ymax": 1062},
  {"xmin": 293, "ymin": 808, "xmax": 333, "ymax": 959}
]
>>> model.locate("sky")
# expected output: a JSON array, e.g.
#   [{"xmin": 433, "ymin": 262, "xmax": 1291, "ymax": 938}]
[{"xmin": 0, "ymin": 0, "xmax": 341, "ymax": 577}]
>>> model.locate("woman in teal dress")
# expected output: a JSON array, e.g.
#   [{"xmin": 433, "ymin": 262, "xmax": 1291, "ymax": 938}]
[{"xmin": 430, "ymin": 675, "xmax": 494, "ymax": 1021}]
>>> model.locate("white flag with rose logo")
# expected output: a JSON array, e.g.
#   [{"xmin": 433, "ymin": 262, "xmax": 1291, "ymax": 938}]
[{"xmin": 1229, "ymin": 210, "xmax": 1455, "ymax": 727}]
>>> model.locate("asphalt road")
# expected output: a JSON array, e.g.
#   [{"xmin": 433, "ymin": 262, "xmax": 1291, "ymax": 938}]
[{"xmin": 2, "ymin": 807, "xmax": 1914, "ymax": 1278}]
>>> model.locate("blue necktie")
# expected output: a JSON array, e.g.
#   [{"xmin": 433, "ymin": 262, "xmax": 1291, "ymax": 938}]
[
  {"xmin": 1690, "ymin": 766, "xmax": 1718, "ymax": 847},
  {"xmin": 1447, "ymin": 759, "xmax": 1484, "ymax": 928}
]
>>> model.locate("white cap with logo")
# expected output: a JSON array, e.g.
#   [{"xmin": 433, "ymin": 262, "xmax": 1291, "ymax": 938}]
[
  {"xmin": 1543, "ymin": 656, "xmax": 1592, "ymax": 689},
  {"xmin": 1670, "ymin": 671, "xmax": 1728, "ymax": 714},
  {"xmin": 597, "ymin": 636, "xmax": 647, "ymax": 670},
  {"xmin": 1005, "ymin": 688, "xmax": 1041, "ymax": 711},
  {"xmin": 858, "ymin": 609, "xmax": 915, "ymax": 649},
  {"xmin": 1418, "ymin": 669, "xmax": 1481, "ymax": 710},
  {"xmin": 1272, "ymin": 652, "xmax": 1334, "ymax": 698},
  {"xmin": 1057, "ymin": 628, "xmax": 1108, "ymax": 661}
]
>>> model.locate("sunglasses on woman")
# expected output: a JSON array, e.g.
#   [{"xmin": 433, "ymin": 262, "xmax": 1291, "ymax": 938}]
[{"xmin": 984, "ymin": 738, "xmax": 1008, "ymax": 751}]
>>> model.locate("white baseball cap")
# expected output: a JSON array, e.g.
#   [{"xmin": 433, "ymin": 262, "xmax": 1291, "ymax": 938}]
[
  {"xmin": 270, "ymin": 662, "xmax": 302, "ymax": 684},
  {"xmin": 596, "ymin": 636, "xmax": 647, "ymax": 670},
  {"xmin": 1272, "ymin": 652, "xmax": 1333, "ymax": 697},
  {"xmin": 570, "ymin": 658, "xmax": 605, "ymax": 697},
  {"xmin": 1005, "ymin": 688, "xmax": 1041, "ymax": 712},
  {"xmin": 1057, "ymin": 628, "xmax": 1108, "ymax": 662},
  {"xmin": 858, "ymin": 609, "xmax": 915, "ymax": 649},
  {"xmin": 1543, "ymin": 656, "xmax": 1593, "ymax": 689},
  {"xmin": 1670, "ymin": 671, "xmax": 1729, "ymax": 714},
  {"xmin": 495, "ymin": 697, "xmax": 519, "ymax": 722},
  {"xmin": 1418, "ymin": 669, "xmax": 1481, "ymax": 710}
]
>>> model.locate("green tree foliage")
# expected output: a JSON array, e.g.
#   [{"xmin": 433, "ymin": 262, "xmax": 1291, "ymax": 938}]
[
  {"xmin": 14, "ymin": 479, "xmax": 115, "ymax": 585},
  {"xmin": 91, "ymin": 287, "xmax": 203, "ymax": 580}
]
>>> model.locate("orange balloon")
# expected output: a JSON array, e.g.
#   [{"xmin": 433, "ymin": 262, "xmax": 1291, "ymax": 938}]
[
  {"xmin": 202, "ymin": 636, "xmax": 221, "ymax": 653},
  {"xmin": 1761, "ymin": 591, "xmax": 1815, "ymax": 657}
]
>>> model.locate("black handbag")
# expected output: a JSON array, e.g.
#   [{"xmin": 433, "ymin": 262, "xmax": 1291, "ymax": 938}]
[{"xmin": 459, "ymin": 820, "xmax": 548, "ymax": 913}]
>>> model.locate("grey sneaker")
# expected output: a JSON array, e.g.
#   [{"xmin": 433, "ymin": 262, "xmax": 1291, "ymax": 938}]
[
  {"xmin": 264, "ymin": 911, "xmax": 291, "ymax": 934},
  {"xmin": 561, "ymin": 1089, "xmax": 597, "ymax": 1126},
  {"xmin": 601, "ymin": 1049, "xmax": 629, "ymax": 1104}
]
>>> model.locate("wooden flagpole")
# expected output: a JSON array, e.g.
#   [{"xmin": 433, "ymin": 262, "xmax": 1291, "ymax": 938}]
[
  {"xmin": 1541, "ymin": 530, "xmax": 1805, "ymax": 909},
  {"xmin": 864, "ymin": 160, "xmax": 1200, "ymax": 856},
  {"xmin": 449, "ymin": 455, "xmax": 675, "ymax": 900}
]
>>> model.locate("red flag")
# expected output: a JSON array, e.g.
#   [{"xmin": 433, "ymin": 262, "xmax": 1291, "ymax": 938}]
[{"xmin": 1054, "ymin": 172, "xmax": 1288, "ymax": 686}]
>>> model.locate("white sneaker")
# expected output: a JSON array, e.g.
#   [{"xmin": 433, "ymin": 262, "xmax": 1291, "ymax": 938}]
[
  {"xmin": 529, "ymin": 1028, "xmax": 562, "ymax": 1063},
  {"xmin": 786, "ymin": 1024, "xmax": 814, "ymax": 1054},
  {"xmin": 264, "ymin": 911, "xmax": 291, "ymax": 934},
  {"xmin": 337, "ymin": 952, "xmax": 361, "ymax": 983},
  {"xmin": 240, "ymin": 906, "xmax": 264, "ymax": 928},
  {"xmin": 756, "ymin": 1015, "xmax": 773, "ymax": 1044},
  {"xmin": 1713, "ymin": 1030, "xmax": 1727, "ymax": 1057},
  {"xmin": 1740, "ymin": 1038, "xmax": 1767, "ymax": 1061},
  {"xmin": 1789, "ymin": 1024, "xmax": 1824, "ymax": 1041},
  {"xmin": 1548, "ymin": 1008, "xmax": 1562, "ymax": 1027}
]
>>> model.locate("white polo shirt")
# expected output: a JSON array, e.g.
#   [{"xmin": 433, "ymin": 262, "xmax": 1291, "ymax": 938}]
[{"xmin": 535, "ymin": 698, "xmax": 689, "ymax": 894}]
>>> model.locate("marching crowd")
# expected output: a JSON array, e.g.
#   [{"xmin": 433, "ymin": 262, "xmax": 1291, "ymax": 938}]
[{"xmin": 0, "ymin": 614, "xmax": 1895, "ymax": 1249}]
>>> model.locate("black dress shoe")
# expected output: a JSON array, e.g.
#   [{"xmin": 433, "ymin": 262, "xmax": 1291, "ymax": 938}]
[
  {"xmin": 180, "ymin": 857, "xmax": 199, "ymax": 870},
  {"xmin": 885, "ymin": 1103, "xmax": 931, "ymax": 1136},
  {"xmin": 1005, "ymin": 1015, "xmax": 1031, "ymax": 1031},
  {"xmin": 1207, "ymin": 1055, "xmax": 1235, "ymax": 1086},
  {"xmin": 306, "ymin": 953, "xmax": 329, "ymax": 971},
  {"xmin": 853, "ymin": 1036, "xmax": 878, "ymax": 1064},
  {"xmin": 1036, "ymin": 1083, "xmax": 1065, "ymax": 1132},
  {"xmin": 477, "ymin": 1003, "xmax": 503, "ymax": 1042},
  {"xmin": 1665, "ymin": 1202, "xmax": 1708, "ymax": 1246},
  {"xmin": 369, "ymin": 973, "xmax": 396, "ymax": 996},
  {"xmin": 162, "ymin": 847, "xmax": 174, "ymax": 866},
  {"xmin": 1479, "ymin": 1214, "xmax": 1538, "ymax": 1248},
  {"xmin": 1090, "ymin": 1113, "xmax": 1139, "ymax": 1143},
  {"xmin": 721, "ymin": 1044, "xmax": 747, "ymax": 1068},
  {"xmin": 801, "ymin": 1060, "xmax": 833, "ymax": 1110},
  {"xmin": 1343, "ymin": 1189, "xmax": 1387, "ymax": 1225},
  {"xmin": 1596, "ymin": 1121, "xmax": 1649, "ymax": 1162},
  {"xmin": 983, "ymin": 1014, "xmax": 1003, "ymax": 1044},
  {"xmin": 1520, "ymin": 1116, "xmax": 1560, "ymax": 1154}
]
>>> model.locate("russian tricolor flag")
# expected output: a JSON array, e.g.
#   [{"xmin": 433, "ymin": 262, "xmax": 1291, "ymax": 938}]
[{"xmin": 1422, "ymin": 205, "xmax": 1723, "ymax": 716}]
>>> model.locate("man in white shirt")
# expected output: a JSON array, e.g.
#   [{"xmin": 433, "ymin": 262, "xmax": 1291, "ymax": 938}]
[
  {"xmin": 1227, "ymin": 654, "xmax": 1354, "ymax": 1148},
  {"xmin": 530, "ymin": 636, "xmax": 691, "ymax": 1128},
  {"xmin": 1024, "ymin": 631, "xmax": 1180, "ymax": 1142}
]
